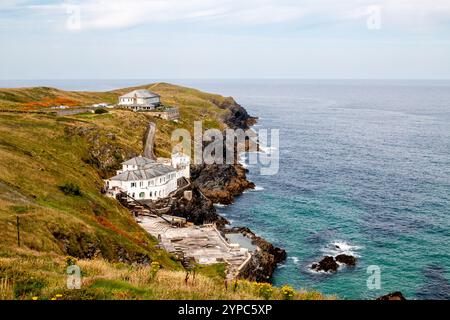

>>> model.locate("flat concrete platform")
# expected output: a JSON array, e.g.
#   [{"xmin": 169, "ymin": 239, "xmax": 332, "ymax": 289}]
[{"xmin": 139, "ymin": 216, "xmax": 252, "ymax": 278}]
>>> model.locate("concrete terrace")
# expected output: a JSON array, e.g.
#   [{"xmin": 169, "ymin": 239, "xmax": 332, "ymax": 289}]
[{"xmin": 139, "ymin": 216, "xmax": 253, "ymax": 279}]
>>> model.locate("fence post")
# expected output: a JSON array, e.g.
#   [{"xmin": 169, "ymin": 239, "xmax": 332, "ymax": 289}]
[{"xmin": 16, "ymin": 216, "xmax": 20, "ymax": 247}]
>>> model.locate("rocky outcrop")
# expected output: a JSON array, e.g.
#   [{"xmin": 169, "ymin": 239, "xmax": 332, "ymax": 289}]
[
  {"xmin": 190, "ymin": 163, "xmax": 255, "ymax": 205},
  {"xmin": 223, "ymin": 226, "xmax": 286, "ymax": 282},
  {"xmin": 64, "ymin": 125, "xmax": 137, "ymax": 178},
  {"xmin": 376, "ymin": 292, "xmax": 406, "ymax": 301},
  {"xmin": 238, "ymin": 249, "xmax": 277, "ymax": 282},
  {"xmin": 335, "ymin": 254, "xmax": 357, "ymax": 266},
  {"xmin": 211, "ymin": 97, "xmax": 258, "ymax": 130},
  {"xmin": 312, "ymin": 254, "xmax": 357, "ymax": 273},
  {"xmin": 153, "ymin": 185, "xmax": 228, "ymax": 226},
  {"xmin": 312, "ymin": 256, "xmax": 340, "ymax": 273}
]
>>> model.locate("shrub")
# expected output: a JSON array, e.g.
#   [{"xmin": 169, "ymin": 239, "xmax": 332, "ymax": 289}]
[
  {"xmin": 257, "ymin": 283, "xmax": 273, "ymax": 300},
  {"xmin": 13, "ymin": 278, "xmax": 46, "ymax": 299},
  {"xmin": 65, "ymin": 256, "xmax": 77, "ymax": 267},
  {"xmin": 149, "ymin": 262, "xmax": 160, "ymax": 280},
  {"xmin": 281, "ymin": 285, "xmax": 295, "ymax": 300},
  {"xmin": 58, "ymin": 183, "xmax": 82, "ymax": 196}
]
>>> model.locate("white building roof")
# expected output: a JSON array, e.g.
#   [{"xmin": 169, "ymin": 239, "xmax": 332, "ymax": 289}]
[
  {"xmin": 122, "ymin": 156, "xmax": 156, "ymax": 167},
  {"xmin": 110, "ymin": 163, "xmax": 176, "ymax": 181},
  {"xmin": 119, "ymin": 89, "xmax": 160, "ymax": 99}
]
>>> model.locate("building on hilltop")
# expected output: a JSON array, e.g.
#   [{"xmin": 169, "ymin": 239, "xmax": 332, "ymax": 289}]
[
  {"xmin": 104, "ymin": 154, "xmax": 190, "ymax": 201},
  {"xmin": 118, "ymin": 89, "xmax": 161, "ymax": 111}
]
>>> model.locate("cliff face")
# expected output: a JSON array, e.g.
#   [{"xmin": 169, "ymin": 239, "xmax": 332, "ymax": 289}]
[
  {"xmin": 211, "ymin": 97, "xmax": 258, "ymax": 130},
  {"xmin": 153, "ymin": 186, "xmax": 228, "ymax": 226},
  {"xmin": 190, "ymin": 164, "xmax": 255, "ymax": 205},
  {"xmin": 189, "ymin": 97, "xmax": 258, "ymax": 205}
]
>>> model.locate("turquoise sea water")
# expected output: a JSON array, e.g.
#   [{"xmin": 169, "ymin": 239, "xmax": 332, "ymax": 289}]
[
  {"xmin": 3, "ymin": 79, "xmax": 449, "ymax": 299},
  {"xmin": 181, "ymin": 80, "xmax": 450, "ymax": 300}
]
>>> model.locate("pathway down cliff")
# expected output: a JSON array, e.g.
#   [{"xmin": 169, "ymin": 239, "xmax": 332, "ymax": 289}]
[{"xmin": 143, "ymin": 122, "xmax": 156, "ymax": 160}]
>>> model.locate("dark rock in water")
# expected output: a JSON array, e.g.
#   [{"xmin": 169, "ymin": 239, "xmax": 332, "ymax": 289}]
[
  {"xmin": 335, "ymin": 245, "xmax": 340, "ymax": 249},
  {"xmin": 311, "ymin": 256, "xmax": 339, "ymax": 273},
  {"xmin": 376, "ymin": 292, "xmax": 406, "ymax": 301},
  {"xmin": 335, "ymin": 254, "xmax": 357, "ymax": 266}
]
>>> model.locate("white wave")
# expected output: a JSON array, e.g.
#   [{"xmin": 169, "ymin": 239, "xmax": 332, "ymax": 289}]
[
  {"xmin": 320, "ymin": 240, "xmax": 362, "ymax": 258},
  {"xmin": 214, "ymin": 203, "xmax": 227, "ymax": 208},
  {"xmin": 244, "ymin": 186, "xmax": 264, "ymax": 193},
  {"xmin": 332, "ymin": 241, "xmax": 362, "ymax": 252},
  {"xmin": 306, "ymin": 265, "xmax": 330, "ymax": 274},
  {"xmin": 289, "ymin": 256, "xmax": 300, "ymax": 264}
]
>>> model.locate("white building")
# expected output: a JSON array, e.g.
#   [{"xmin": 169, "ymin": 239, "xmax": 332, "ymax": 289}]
[
  {"xmin": 171, "ymin": 152, "xmax": 190, "ymax": 179},
  {"xmin": 118, "ymin": 89, "xmax": 161, "ymax": 111},
  {"xmin": 104, "ymin": 154, "xmax": 190, "ymax": 201}
]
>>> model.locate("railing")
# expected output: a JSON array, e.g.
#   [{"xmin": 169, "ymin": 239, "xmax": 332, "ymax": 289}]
[{"xmin": 117, "ymin": 191, "xmax": 171, "ymax": 223}]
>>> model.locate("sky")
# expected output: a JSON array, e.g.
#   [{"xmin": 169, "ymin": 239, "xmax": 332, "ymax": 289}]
[{"xmin": 0, "ymin": 0, "xmax": 449, "ymax": 79}]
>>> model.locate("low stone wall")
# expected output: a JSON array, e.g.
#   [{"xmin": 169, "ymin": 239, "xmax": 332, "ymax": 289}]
[
  {"xmin": 148, "ymin": 108, "xmax": 180, "ymax": 120},
  {"xmin": 55, "ymin": 108, "xmax": 94, "ymax": 116}
]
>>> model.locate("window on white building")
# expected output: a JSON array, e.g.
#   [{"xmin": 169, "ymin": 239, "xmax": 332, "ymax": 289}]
[{"xmin": 131, "ymin": 182, "xmax": 136, "ymax": 187}]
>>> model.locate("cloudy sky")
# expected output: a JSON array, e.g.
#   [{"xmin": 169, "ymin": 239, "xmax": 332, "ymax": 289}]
[{"xmin": 1, "ymin": 0, "xmax": 449, "ymax": 79}]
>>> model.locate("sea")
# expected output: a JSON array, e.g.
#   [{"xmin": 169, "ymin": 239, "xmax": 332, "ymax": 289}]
[{"xmin": 2, "ymin": 79, "xmax": 449, "ymax": 300}]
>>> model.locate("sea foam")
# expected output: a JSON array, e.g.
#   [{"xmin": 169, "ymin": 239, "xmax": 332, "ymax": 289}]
[{"xmin": 320, "ymin": 241, "xmax": 362, "ymax": 258}]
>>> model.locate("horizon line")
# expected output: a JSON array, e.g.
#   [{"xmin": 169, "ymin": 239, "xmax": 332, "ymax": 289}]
[{"xmin": 1, "ymin": 78, "xmax": 450, "ymax": 81}]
